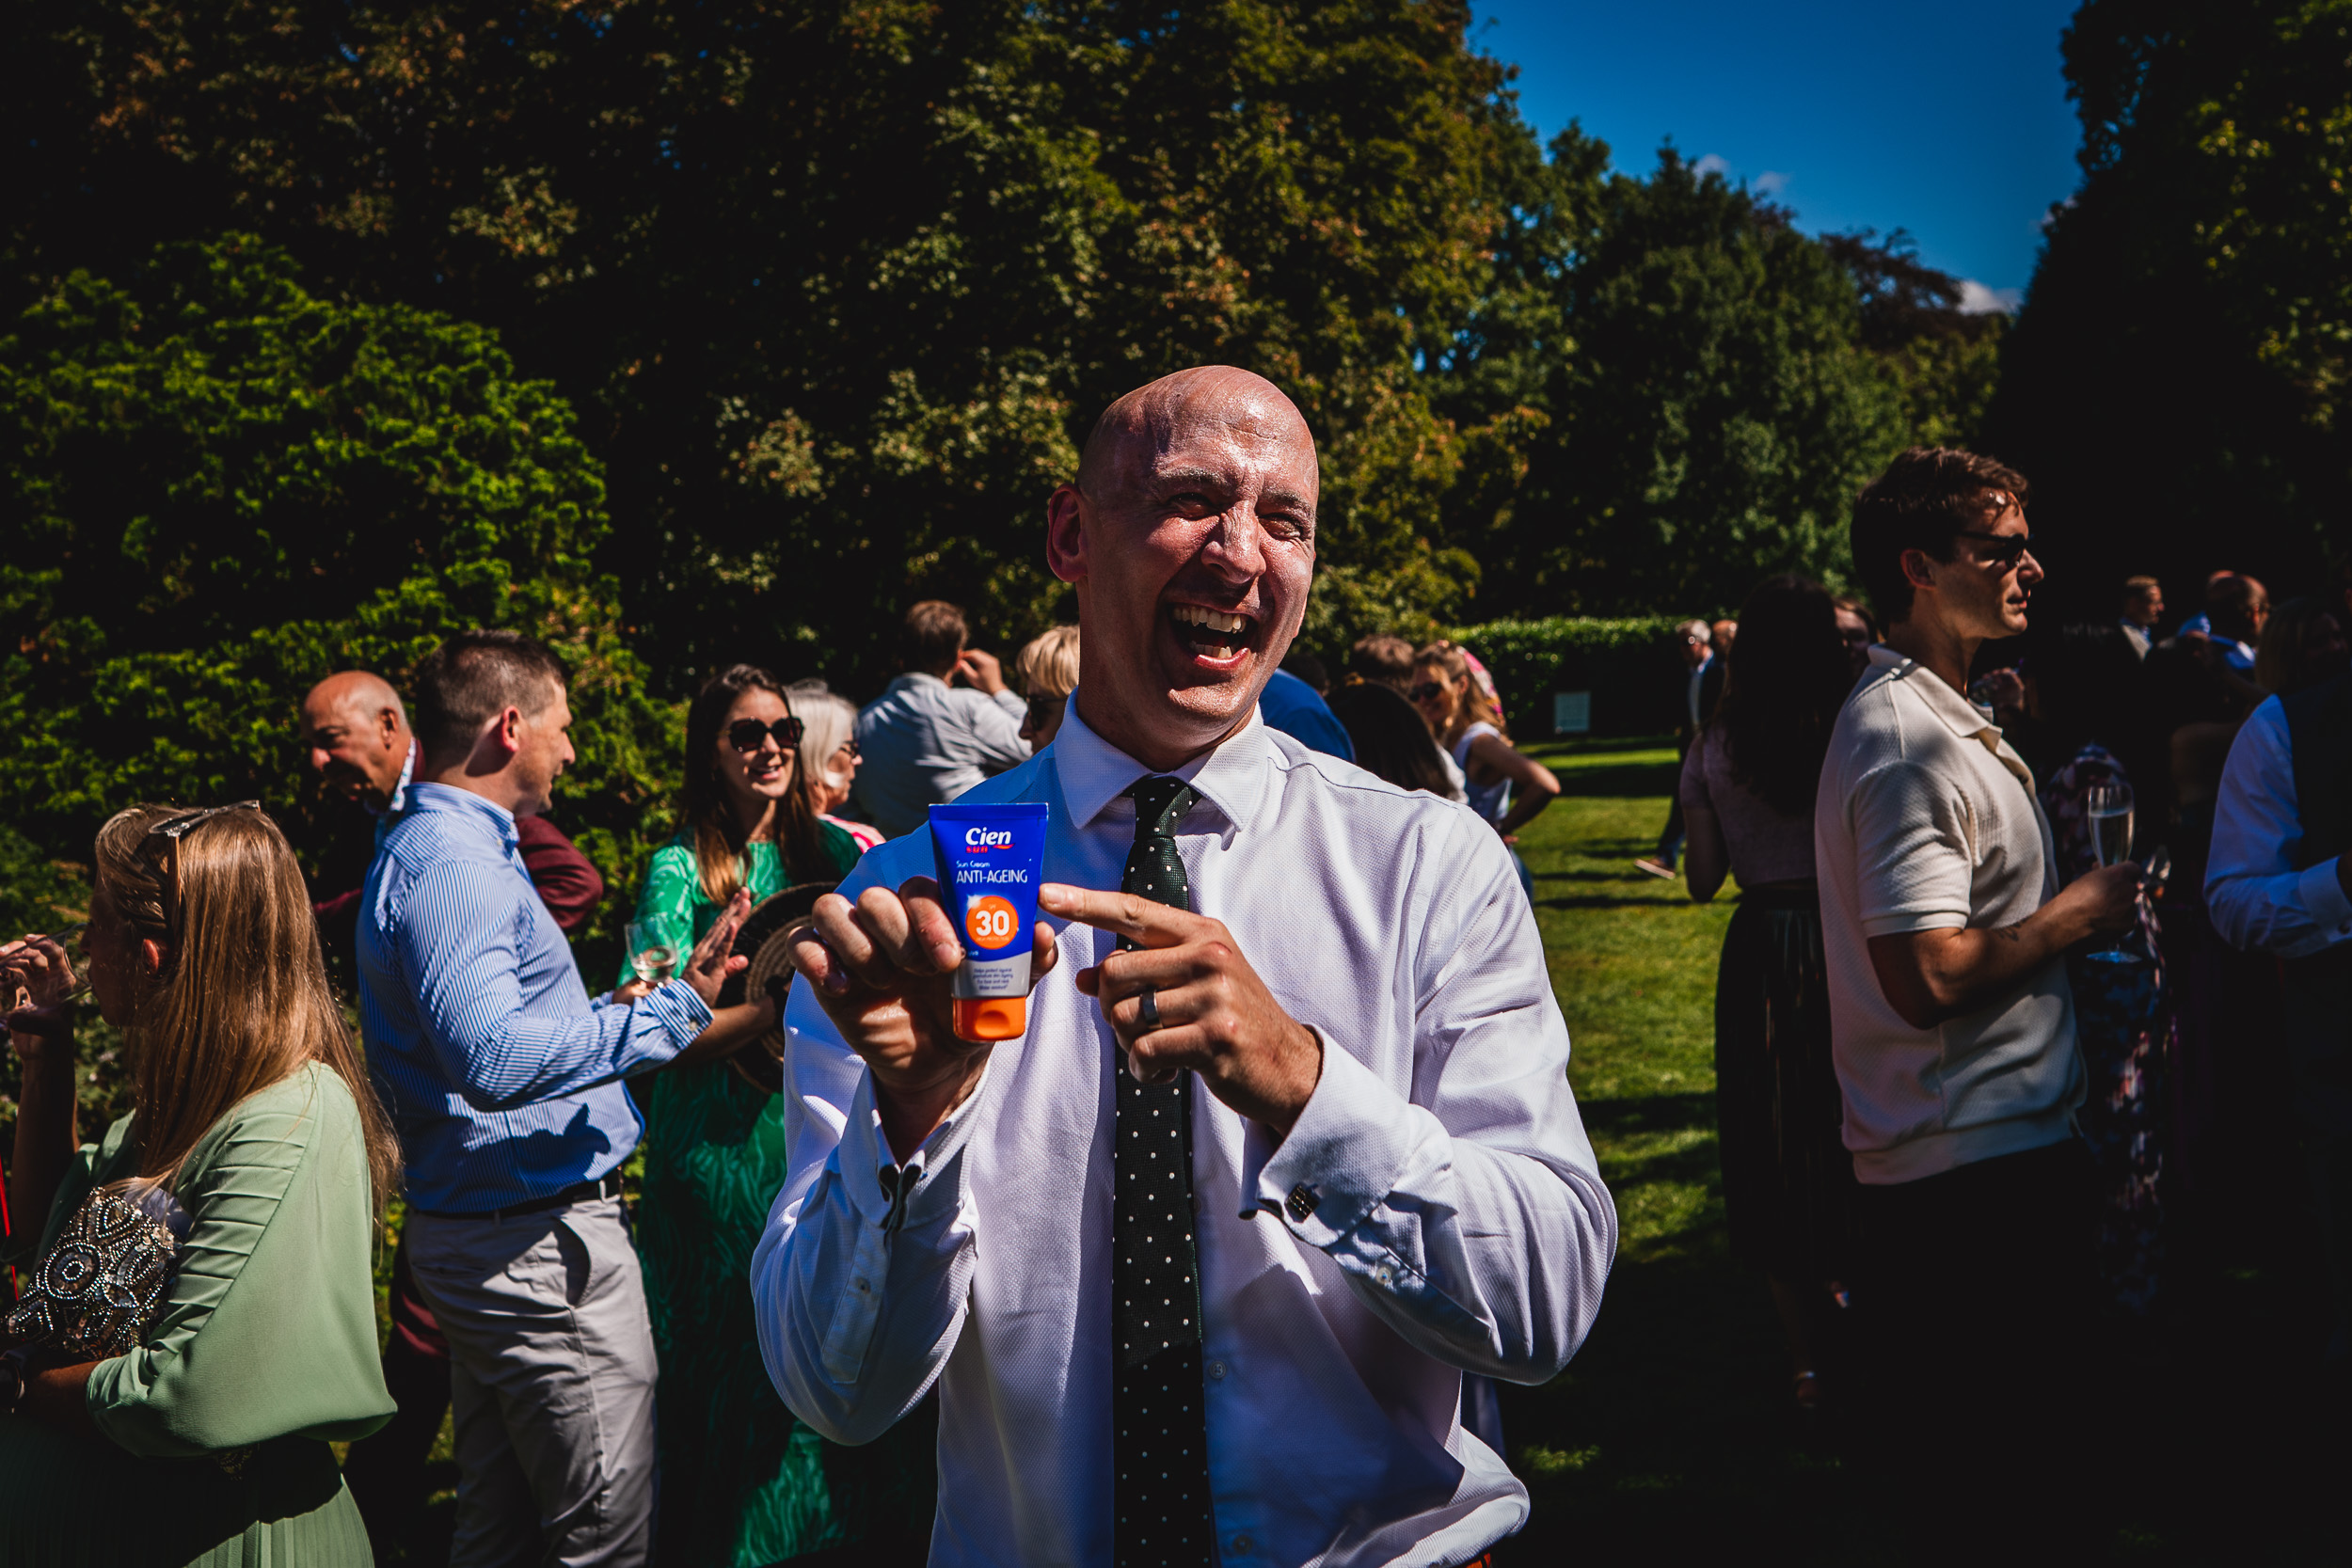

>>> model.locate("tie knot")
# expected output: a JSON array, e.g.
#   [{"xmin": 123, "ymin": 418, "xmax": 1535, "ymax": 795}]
[{"xmin": 1128, "ymin": 776, "xmax": 1197, "ymax": 841}]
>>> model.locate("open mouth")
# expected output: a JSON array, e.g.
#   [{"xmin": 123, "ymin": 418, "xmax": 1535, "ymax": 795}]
[{"xmin": 1168, "ymin": 602, "xmax": 1256, "ymax": 664}]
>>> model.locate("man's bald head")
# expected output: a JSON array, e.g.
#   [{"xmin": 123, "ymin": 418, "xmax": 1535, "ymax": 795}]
[
  {"xmin": 306, "ymin": 670, "xmax": 405, "ymax": 726},
  {"xmin": 1044, "ymin": 366, "xmax": 1322, "ymax": 771},
  {"xmin": 301, "ymin": 670, "xmax": 414, "ymax": 807},
  {"xmin": 1075, "ymin": 367, "xmax": 1318, "ymax": 511}
]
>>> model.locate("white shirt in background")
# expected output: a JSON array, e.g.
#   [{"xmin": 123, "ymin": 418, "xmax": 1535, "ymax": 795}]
[
  {"xmin": 852, "ymin": 671, "xmax": 1032, "ymax": 838},
  {"xmin": 751, "ymin": 705, "xmax": 1616, "ymax": 1567},
  {"xmin": 1813, "ymin": 645, "xmax": 2082, "ymax": 1185},
  {"xmin": 2205, "ymin": 695, "xmax": 2352, "ymax": 958}
]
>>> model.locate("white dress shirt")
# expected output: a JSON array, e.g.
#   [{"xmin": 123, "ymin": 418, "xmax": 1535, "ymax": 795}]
[
  {"xmin": 751, "ymin": 703, "xmax": 1615, "ymax": 1567},
  {"xmin": 2206, "ymin": 695, "xmax": 2352, "ymax": 958},
  {"xmin": 854, "ymin": 672, "xmax": 1034, "ymax": 838}
]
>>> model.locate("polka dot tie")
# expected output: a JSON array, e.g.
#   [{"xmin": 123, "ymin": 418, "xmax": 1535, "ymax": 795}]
[{"xmin": 1114, "ymin": 776, "xmax": 1212, "ymax": 1568}]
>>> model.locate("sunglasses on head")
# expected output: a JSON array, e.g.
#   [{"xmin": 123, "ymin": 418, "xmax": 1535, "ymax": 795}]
[
  {"xmin": 1406, "ymin": 681, "xmax": 1445, "ymax": 702},
  {"xmin": 727, "ymin": 717, "xmax": 804, "ymax": 753},
  {"xmin": 1955, "ymin": 530, "xmax": 2038, "ymax": 568}
]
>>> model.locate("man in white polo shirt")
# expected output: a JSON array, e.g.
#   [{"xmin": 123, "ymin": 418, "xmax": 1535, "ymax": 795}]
[{"xmin": 1816, "ymin": 447, "xmax": 2140, "ymax": 1550}]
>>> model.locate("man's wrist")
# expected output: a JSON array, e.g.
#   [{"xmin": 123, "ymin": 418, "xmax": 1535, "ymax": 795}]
[{"xmin": 873, "ymin": 1059, "xmax": 989, "ymax": 1164}]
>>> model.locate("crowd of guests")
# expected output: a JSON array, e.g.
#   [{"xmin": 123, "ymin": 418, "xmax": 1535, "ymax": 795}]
[
  {"xmin": 0, "ymin": 519, "xmax": 1570, "ymax": 1564},
  {"xmin": 1669, "ymin": 448, "xmax": 2352, "ymax": 1552},
  {"xmin": 4, "ymin": 359, "xmax": 2347, "ymax": 1567}
]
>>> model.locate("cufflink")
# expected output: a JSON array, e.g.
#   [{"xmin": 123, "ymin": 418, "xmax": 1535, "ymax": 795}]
[{"xmin": 1284, "ymin": 1183, "xmax": 1319, "ymax": 1222}]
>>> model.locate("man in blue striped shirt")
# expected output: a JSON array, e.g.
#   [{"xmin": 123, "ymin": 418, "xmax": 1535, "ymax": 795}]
[{"xmin": 358, "ymin": 629, "xmax": 769, "ymax": 1568}]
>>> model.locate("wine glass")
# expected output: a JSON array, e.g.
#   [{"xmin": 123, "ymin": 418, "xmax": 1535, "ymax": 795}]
[
  {"xmin": 626, "ymin": 920, "xmax": 677, "ymax": 985},
  {"xmin": 2083, "ymin": 780, "xmax": 2136, "ymax": 961}
]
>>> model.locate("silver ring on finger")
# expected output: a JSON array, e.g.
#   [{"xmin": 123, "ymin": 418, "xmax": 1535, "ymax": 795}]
[{"xmin": 1136, "ymin": 986, "xmax": 1161, "ymax": 1033}]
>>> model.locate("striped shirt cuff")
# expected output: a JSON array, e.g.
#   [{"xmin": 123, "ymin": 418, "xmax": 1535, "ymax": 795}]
[{"xmin": 642, "ymin": 980, "xmax": 716, "ymax": 1051}]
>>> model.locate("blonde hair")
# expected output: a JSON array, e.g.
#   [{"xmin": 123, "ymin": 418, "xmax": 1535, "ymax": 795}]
[
  {"xmin": 788, "ymin": 683, "xmax": 863, "ymax": 800},
  {"xmin": 95, "ymin": 805, "xmax": 403, "ymax": 1214},
  {"xmin": 1017, "ymin": 626, "xmax": 1082, "ymax": 701},
  {"xmin": 1412, "ymin": 640, "xmax": 1506, "ymax": 742}
]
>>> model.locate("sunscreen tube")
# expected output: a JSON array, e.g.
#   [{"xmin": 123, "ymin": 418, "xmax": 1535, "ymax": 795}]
[{"xmin": 928, "ymin": 801, "xmax": 1051, "ymax": 1042}]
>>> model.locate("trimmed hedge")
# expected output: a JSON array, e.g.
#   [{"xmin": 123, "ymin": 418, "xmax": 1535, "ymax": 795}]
[{"xmin": 1449, "ymin": 616, "xmax": 1692, "ymax": 737}]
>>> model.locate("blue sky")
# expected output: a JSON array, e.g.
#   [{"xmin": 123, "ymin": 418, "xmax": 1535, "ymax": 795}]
[{"xmin": 1470, "ymin": 0, "xmax": 2087, "ymax": 308}]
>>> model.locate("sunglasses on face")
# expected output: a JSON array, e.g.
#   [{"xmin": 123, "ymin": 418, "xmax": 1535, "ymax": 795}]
[
  {"xmin": 1955, "ymin": 530, "xmax": 2038, "ymax": 568},
  {"xmin": 727, "ymin": 717, "xmax": 804, "ymax": 753},
  {"xmin": 1406, "ymin": 682, "xmax": 1445, "ymax": 702}
]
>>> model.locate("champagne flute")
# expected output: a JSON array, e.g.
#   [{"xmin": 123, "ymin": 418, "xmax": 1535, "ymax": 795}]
[
  {"xmin": 626, "ymin": 920, "xmax": 677, "ymax": 985},
  {"xmin": 2083, "ymin": 781, "xmax": 2136, "ymax": 961}
]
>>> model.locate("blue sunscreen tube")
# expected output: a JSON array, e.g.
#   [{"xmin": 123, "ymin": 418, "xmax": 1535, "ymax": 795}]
[{"xmin": 928, "ymin": 801, "xmax": 1051, "ymax": 1042}]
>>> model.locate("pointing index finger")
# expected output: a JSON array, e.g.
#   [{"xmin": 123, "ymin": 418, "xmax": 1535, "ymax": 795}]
[{"xmin": 1037, "ymin": 883, "xmax": 1199, "ymax": 947}]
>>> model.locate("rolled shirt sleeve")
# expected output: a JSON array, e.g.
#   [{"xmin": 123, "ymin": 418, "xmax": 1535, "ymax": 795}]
[
  {"xmin": 393, "ymin": 860, "xmax": 710, "ymax": 1111},
  {"xmin": 2206, "ymin": 696, "xmax": 2352, "ymax": 958},
  {"xmin": 959, "ymin": 688, "xmax": 1035, "ymax": 778}
]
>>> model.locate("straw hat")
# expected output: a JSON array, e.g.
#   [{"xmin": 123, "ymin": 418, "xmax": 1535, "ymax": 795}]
[{"xmin": 718, "ymin": 881, "xmax": 836, "ymax": 1093}]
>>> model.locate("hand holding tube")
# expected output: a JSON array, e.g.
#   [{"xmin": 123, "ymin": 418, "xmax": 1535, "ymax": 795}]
[{"xmin": 789, "ymin": 876, "xmax": 1061, "ymax": 1162}]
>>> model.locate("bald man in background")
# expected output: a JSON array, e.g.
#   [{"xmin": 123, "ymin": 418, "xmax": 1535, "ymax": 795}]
[
  {"xmin": 298, "ymin": 668, "xmax": 607, "ymax": 1559},
  {"xmin": 301, "ymin": 670, "xmax": 605, "ymax": 944}
]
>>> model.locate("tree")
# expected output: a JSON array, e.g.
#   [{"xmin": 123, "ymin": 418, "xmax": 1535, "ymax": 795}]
[
  {"xmin": 6, "ymin": 0, "xmax": 1550, "ymax": 683},
  {"xmin": 0, "ymin": 235, "xmax": 675, "ymax": 955},
  {"xmin": 1439, "ymin": 136, "xmax": 1914, "ymax": 616},
  {"xmin": 1983, "ymin": 0, "xmax": 2352, "ymax": 616}
]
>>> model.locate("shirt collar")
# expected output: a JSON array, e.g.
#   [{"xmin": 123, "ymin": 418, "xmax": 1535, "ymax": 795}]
[
  {"xmin": 891, "ymin": 672, "xmax": 951, "ymax": 694},
  {"xmin": 1049, "ymin": 691, "xmax": 1272, "ymax": 833},
  {"xmin": 1866, "ymin": 643, "xmax": 2033, "ymax": 774},
  {"xmin": 408, "ymin": 782, "xmax": 521, "ymax": 851},
  {"xmin": 372, "ymin": 738, "xmax": 420, "ymax": 817}
]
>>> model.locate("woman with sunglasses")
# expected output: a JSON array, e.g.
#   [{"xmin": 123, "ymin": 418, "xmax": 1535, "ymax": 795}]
[
  {"xmin": 1, "ymin": 802, "xmax": 402, "ymax": 1565},
  {"xmin": 619, "ymin": 664, "xmax": 865, "ymax": 1565}
]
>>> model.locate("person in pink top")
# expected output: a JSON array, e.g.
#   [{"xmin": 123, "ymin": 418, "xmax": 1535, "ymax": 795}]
[
  {"xmin": 788, "ymin": 682, "xmax": 884, "ymax": 851},
  {"xmin": 1678, "ymin": 575, "xmax": 1859, "ymax": 1416}
]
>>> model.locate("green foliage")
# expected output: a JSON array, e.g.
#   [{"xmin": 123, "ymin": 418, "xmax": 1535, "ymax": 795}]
[
  {"xmin": 1451, "ymin": 616, "xmax": 1687, "ymax": 736},
  {"xmin": 1986, "ymin": 0, "xmax": 2352, "ymax": 607},
  {"xmin": 0, "ymin": 236, "xmax": 681, "ymax": 965},
  {"xmin": 5, "ymin": 0, "xmax": 1556, "ymax": 687},
  {"xmin": 1435, "ymin": 135, "xmax": 1920, "ymax": 619}
]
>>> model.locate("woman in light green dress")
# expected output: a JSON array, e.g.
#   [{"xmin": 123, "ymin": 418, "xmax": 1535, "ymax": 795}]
[
  {"xmin": 0, "ymin": 802, "xmax": 402, "ymax": 1567},
  {"xmin": 623, "ymin": 665, "xmax": 877, "ymax": 1567}
]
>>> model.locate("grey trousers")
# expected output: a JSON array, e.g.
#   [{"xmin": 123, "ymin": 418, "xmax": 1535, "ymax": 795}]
[{"xmin": 405, "ymin": 1196, "xmax": 659, "ymax": 1568}]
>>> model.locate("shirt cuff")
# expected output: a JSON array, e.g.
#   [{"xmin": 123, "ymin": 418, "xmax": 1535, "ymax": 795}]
[
  {"xmin": 1243, "ymin": 1027, "xmax": 1416, "ymax": 1248},
  {"xmin": 643, "ymin": 980, "xmax": 715, "ymax": 1049},
  {"xmin": 836, "ymin": 1052, "xmax": 995, "ymax": 1227},
  {"xmin": 2298, "ymin": 857, "xmax": 2352, "ymax": 942}
]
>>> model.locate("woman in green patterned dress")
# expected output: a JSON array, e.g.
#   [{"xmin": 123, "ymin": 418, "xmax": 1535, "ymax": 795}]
[
  {"xmin": 0, "ymin": 802, "xmax": 403, "ymax": 1567},
  {"xmin": 624, "ymin": 665, "xmax": 866, "ymax": 1566}
]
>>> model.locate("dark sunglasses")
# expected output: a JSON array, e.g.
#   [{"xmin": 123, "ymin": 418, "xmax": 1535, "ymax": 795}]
[
  {"xmin": 726, "ymin": 717, "xmax": 804, "ymax": 753},
  {"xmin": 1956, "ymin": 530, "xmax": 2038, "ymax": 568},
  {"xmin": 1406, "ymin": 682, "xmax": 1444, "ymax": 702}
]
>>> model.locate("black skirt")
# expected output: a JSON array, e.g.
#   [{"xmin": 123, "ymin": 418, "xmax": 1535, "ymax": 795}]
[{"xmin": 1714, "ymin": 887, "xmax": 1857, "ymax": 1280}]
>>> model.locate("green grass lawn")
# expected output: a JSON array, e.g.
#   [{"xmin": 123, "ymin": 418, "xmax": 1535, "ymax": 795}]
[{"xmin": 1487, "ymin": 737, "xmax": 1888, "ymax": 1564}]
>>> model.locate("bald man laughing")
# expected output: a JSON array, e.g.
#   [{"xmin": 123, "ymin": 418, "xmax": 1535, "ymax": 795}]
[{"xmin": 752, "ymin": 369, "xmax": 1616, "ymax": 1566}]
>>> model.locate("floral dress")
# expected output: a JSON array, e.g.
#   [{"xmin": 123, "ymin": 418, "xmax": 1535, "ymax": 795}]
[{"xmin": 2041, "ymin": 745, "xmax": 2170, "ymax": 1316}]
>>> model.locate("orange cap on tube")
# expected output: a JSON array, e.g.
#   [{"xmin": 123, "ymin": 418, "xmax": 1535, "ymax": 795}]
[{"xmin": 953, "ymin": 996, "xmax": 1027, "ymax": 1042}]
